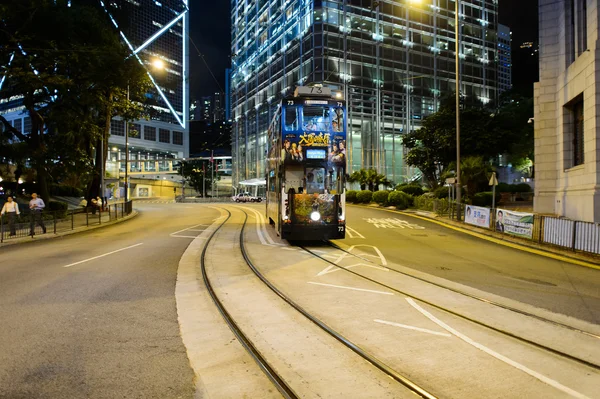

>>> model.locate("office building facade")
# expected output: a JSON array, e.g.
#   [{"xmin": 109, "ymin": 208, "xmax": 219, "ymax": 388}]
[
  {"xmin": 230, "ymin": 0, "xmax": 500, "ymax": 187},
  {"xmin": 498, "ymin": 24, "xmax": 512, "ymax": 93},
  {"xmin": 101, "ymin": 0, "xmax": 190, "ymax": 192},
  {"xmin": 535, "ymin": 0, "xmax": 600, "ymax": 222}
]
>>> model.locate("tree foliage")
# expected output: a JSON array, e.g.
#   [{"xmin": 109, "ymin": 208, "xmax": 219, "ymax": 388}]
[
  {"xmin": 403, "ymin": 92, "xmax": 533, "ymax": 188},
  {"xmin": 0, "ymin": 0, "xmax": 152, "ymax": 202},
  {"xmin": 178, "ymin": 161, "xmax": 219, "ymax": 195},
  {"xmin": 348, "ymin": 168, "xmax": 392, "ymax": 191}
]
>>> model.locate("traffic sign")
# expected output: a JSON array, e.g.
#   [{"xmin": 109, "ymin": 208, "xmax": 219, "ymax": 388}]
[
  {"xmin": 445, "ymin": 177, "xmax": 456, "ymax": 184},
  {"xmin": 489, "ymin": 172, "xmax": 498, "ymax": 186}
]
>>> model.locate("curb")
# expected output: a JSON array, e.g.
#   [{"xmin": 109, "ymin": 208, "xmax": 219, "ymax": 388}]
[
  {"xmin": 0, "ymin": 210, "xmax": 139, "ymax": 248},
  {"xmin": 348, "ymin": 204, "xmax": 600, "ymax": 270}
]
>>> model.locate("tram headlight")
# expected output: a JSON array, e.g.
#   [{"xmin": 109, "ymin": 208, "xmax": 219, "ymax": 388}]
[{"xmin": 310, "ymin": 211, "xmax": 321, "ymax": 221}]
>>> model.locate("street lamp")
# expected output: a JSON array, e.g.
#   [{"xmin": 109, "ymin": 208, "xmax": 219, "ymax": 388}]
[{"xmin": 454, "ymin": 0, "xmax": 462, "ymax": 219}]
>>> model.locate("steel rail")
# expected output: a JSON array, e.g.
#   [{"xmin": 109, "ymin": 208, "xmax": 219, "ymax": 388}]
[{"xmin": 200, "ymin": 208, "xmax": 299, "ymax": 399}]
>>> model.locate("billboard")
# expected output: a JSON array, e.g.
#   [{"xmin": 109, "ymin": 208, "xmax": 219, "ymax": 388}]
[
  {"xmin": 465, "ymin": 205, "xmax": 490, "ymax": 228},
  {"xmin": 495, "ymin": 209, "xmax": 534, "ymax": 239}
]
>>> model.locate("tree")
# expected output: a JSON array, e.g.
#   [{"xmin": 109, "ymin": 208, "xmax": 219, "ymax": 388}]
[
  {"xmin": 455, "ymin": 156, "xmax": 493, "ymax": 199},
  {"xmin": 0, "ymin": 0, "xmax": 152, "ymax": 202},
  {"xmin": 178, "ymin": 161, "xmax": 219, "ymax": 196},
  {"xmin": 348, "ymin": 168, "xmax": 391, "ymax": 191},
  {"xmin": 403, "ymin": 93, "xmax": 529, "ymax": 188}
]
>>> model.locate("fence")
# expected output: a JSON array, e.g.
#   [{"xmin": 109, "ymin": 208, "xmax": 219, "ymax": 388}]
[
  {"xmin": 0, "ymin": 200, "xmax": 133, "ymax": 243},
  {"xmin": 414, "ymin": 200, "xmax": 600, "ymax": 256}
]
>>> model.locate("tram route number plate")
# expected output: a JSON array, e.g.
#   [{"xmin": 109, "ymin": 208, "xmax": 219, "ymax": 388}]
[{"xmin": 338, "ymin": 226, "xmax": 345, "ymax": 232}]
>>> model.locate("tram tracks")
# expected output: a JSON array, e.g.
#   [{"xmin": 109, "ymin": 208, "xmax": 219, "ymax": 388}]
[
  {"xmin": 300, "ymin": 243, "xmax": 600, "ymax": 371},
  {"xmin": 201, "ymin": 207, "xmax": 437, "ymax": 398}
]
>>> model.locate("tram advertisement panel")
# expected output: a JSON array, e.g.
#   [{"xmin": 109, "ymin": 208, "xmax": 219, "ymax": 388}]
[
  {"xmin": 281, "ymin": 103, "xmax": 346, "ymax": 167},
  {"xmin": 292, "ymin": 193, "xmax": 336, "ymax": 224}
]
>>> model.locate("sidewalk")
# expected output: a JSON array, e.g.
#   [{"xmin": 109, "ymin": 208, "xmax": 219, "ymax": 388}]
[
  {"xmin": 0, "ymin": 210, "xmax": 138, "ymax": 248},
  {"xmin": 351, "ymin": 204, "xmax": 600, "ymax": 269}
]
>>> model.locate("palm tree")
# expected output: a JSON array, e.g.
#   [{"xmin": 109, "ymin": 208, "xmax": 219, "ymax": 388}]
[
  {"xmin": 349, "ymin": 168, "xmax": 392, "ymax": 191},
  {"xmin": 459, "ymin": 156, "xmax": 493, "ymax": 199},
  {"xmin": 348, "ymin": 169, "xmax": 368, "ymax": 190}
]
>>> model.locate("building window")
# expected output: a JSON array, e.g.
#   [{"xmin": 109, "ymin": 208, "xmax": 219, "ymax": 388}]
[
  {"xmin": 144, "ymin": 126, "xmax": 156, "ymax": 141},
  {"xmin": 159, "ymin": 128, "xmax": 170, "ymax": 143},
  {"xmin": 110, "ymin": 120, "xmax": 125, "ymax": 136},
  {"xmin": 571, "ymin": 98, "xmax": 585, "ymax": 167},
  {"xmin": 577, "ymin": 0, "xmax": 587, "ymax": 56},
  {"xmin": 173, "ymin": 131, "xmax": 183, "ymax": 145},
  {"xmin": 23, "ymin": 117, "xmax": 32, "ymax": 134},
  {"xmin": 129, "ymin": 123, "xmax": 141, "ymax": 138}
]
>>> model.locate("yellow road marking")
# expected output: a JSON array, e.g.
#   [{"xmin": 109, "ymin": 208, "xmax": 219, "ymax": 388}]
[{"xmin": 350, "ymin": 205, "xmax": 600, "ymax": 270}]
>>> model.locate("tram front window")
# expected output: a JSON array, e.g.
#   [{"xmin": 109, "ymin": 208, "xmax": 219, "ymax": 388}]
[
  {"xmin": 306, "ymin": 168, "xmax": 325, "ymax": 194},
  {"xmin": 303, "ymin": 106, "xmax": 330, "ymax": 131}
]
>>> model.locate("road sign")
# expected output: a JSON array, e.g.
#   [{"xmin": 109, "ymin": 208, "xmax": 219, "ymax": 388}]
[
  {"xmin": 489, "ymin": 172, "xmax": 498, "ymax": 186},
  {"xmin": 445, "ymin": 178, "xmax": 456, "ymax": 184}
]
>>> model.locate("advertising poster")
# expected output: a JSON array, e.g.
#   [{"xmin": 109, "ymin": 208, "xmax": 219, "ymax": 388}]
[
  {"xmin": 465, "ymin": 205, "xmax": 490, "ymax": 228},
  {"xmin": 495, "ymin": 209, "xmax": 534, "ymax": 239}
]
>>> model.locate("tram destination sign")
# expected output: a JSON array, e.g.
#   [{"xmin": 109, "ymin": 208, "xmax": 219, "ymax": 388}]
[{"xmin": 295, "ymin": 86, "xmax": 332, "ymax": 97}]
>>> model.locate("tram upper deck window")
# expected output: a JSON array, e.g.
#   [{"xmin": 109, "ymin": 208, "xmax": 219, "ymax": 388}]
[
  {"xmin": 284, "ymin": 106, "xmax": 299, "ymax": 131},
  {"xmin": 303, "ymin": 106, "xmax": 330, "ymax": 131},
  {"xmin": 331, "ymin": 107, "xmax": 345, "ymax": 132}
]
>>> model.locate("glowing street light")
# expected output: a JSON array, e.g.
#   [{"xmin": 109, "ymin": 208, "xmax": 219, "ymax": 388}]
[{"xmin": 152, "ymin": 59, "xmax": 165, "ymax": 70}]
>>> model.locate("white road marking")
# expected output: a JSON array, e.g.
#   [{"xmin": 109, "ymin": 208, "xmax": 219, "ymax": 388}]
[
  {"xmin": 170, "ymin": 222, "xmax": 210, "ymax": 236},
  {"xmin": 187, "ymin": 229, "xmax": 206, "ymax": 232},
  {"xmin": 346, "ymin": 226, "xmax": 365, "ymax": 238},
  {"xmin": 281, "ymin": 247, "xmax": 298, "ymax": 251},
  {"xmin": 316, "ymin": 262, "xmax": 389, "ymax": 276},
  {"xmin": 307, "ymin": 281, "xmax": 394, "ymax": 295},
  {"xmin": 374, "ymin": 319, "xmax": 452, "ymax": 337},
  {"xmin": 406, "ymin": 298, "xmax": 591, "ymax": 399},
  {"xmin": 63, "ymin": 243, "xmax": 144, "ymax": 268},
  {"xmin": 171, "ymin": 235, "xmax": 207, "ymax": 239},
  {"xmin": 239, "ymin": 206, "xmax": 283, "ymax": 246}
]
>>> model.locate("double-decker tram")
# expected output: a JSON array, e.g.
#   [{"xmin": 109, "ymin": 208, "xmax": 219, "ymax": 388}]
[{"xmin": 266, "ymin": 86, "xmax": 346, "ymax": 240}]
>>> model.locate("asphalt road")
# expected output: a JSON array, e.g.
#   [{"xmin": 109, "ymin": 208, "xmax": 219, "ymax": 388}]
[
  {"xmin": 341, "ymin": 205, "xmax": 600, "ymax": 324},
  {"xmin": 0, "ymin": 203, "xmax": 219, "ymax": 399}
]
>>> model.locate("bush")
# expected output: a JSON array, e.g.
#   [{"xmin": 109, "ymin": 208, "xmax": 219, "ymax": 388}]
[
  {"xmin": 388, "ymin": 191, "xmax": 412, "ymax": 210},
  {"xmin": 471, "ymin": 191, "xmax": 501, "ymax": 207},
  {"xmin": 397, "ymin": 183, "xmax": 424, "ymax": 197},
  {"xmin": 48, "ymin": 200, "xmax": 69, "ymax": 218},
  {"xmin": 346, "ymin": 190, "xmax": 358, "ymax": 203},
  {"xmin": 513, "ymin": 183, "xmax": 532, "ymax": 193},
  {"xmin": 497, "ymin": 182, "xmax": 511, "ymax": 193},
  {"xmin": 356, "ymin": 190, "xmax": 373, "ymax": 204},
  {"xmin": 433, "ymin": 186, "xmax": 450, "ymax": 199},
  {"xmin": 414, "ymin": 195, "xmax": 451, "ymax": 216},
  {"xmin": 372, "ymin": 190, "xmax": 389, "ymax": 205}
]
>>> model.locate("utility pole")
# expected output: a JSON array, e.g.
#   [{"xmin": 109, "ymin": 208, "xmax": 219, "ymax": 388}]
[
  {"xmin": 455, "ymin": 0, "xmax": 462, "ymax": 220},
  {"xmin": 124, "ymin": 84, "xmax": 130, "ymax": 202}
]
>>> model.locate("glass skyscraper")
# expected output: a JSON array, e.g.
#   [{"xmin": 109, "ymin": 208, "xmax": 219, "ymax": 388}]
[{"xmin": 231, "ymin": 0, "xmax": 499, "ymax": 186}]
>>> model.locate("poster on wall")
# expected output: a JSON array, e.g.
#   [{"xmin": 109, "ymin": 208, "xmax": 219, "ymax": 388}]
[
  {"xmin": 495, "ymin": 209, "xmax": 534, "ymax": 239},
  {"xmin": 465, "ymin": 205, "xmax": 490, "ymax": 228}
]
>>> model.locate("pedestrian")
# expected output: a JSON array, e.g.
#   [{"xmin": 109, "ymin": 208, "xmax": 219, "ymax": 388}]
[
  {"xmin": 1, "ymin": 196, "xmax": 20, "ymax": 236},
  {"xmin": 29, "ymin": 193, "xmax": 46, "ymax": 235},
  {"xmin": 96, "ymin": 196, "xmax": 103, "ymax": 211}
]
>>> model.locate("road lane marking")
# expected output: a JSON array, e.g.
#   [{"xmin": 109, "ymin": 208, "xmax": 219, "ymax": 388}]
[
  {"xmin": 374, "ymin": 319, "xmax": 452, "ymax": 337},
  {"xmin": 346, "ymin": 226, "xmax": 365, "ymax": 239},
  {"xmin": 333, "ymin": 245, "xmax": 388, "ymax": 266},
  {"xmin": 170, "ymin": 223, "xmax": 209, "ymax": 236},
  {"xmin": 171, "ymin": 235, "xmax": 207, "ymax": 239},
  {"xmin": 406, "ymin": 298, "xmax": 591, "ymax": 399},
  {"xmin": 316, "ymin": 262, "xmax": 389, "ymax": 276},
  {"xmin": 63, "ymin": 243, "xmax": 144, "ymax": 268},
  {"xmin": 307, "ymin": 281, "xmax": 393, "ymax": 295}
]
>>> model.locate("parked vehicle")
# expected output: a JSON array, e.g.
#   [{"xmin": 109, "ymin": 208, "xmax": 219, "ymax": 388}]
[{"xmin": 232, "ymin": 193, "xmax": 262, "ymax": 203}]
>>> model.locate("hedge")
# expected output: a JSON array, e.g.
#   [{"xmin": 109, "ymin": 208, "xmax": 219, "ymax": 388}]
[
  {"xmin": 346, "ymin": 190, "xmax": 358, "ymax": 203},
  {"xmin": 388, "ymin": 191, "xmax": 412, "ymax": 209},
  {"xmin": 356, "ymin": 190, "xmax": 373, "ymax": 204},
  {"xmin": 372, "ymin": 190, "xmax": 389, "ymax": 205},
  {"xmin": 396, "ymin": 183, "xmax": 424, "ymax": 197},
  {"xmin": 49, "ymin": 184, "xmax": 84, "ymax": 198},
  {"xmin": 48, "ymin": 200, "xmax": 69, "ymax": 218},
  {"xmin": 471, "ymin": 191, "xmax": 501, "ymax": 207}
]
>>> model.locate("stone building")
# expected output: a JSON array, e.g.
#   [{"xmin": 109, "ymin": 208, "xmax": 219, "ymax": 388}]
[{"xmin": 535, "ymin": 0, "xmax": 600, "ymax": 222}]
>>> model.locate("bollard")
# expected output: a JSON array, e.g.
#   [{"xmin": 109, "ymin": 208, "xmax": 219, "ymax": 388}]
[
  {"xmin": 1, "ymin": 215, "xmax": 4, "ymax": 243},
  {"xmin": 86, "ymin": 209, "xmax": 89, "ymax": 227},
  {"xmin": 71, "ymin": 210, "xmax": 74, "ymax": 230},
  {"xmin": 53, "ymin": 212, "xmax": 57, "ymax": 234},
  {"xmin": 99, "ymin": 208, "xmax": 102, "ymax": 225}
]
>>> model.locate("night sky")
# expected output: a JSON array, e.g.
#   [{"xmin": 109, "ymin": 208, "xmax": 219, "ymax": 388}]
[{"xmin": 189, "ymin": 1, "xmax": 540, "ymax": 99}]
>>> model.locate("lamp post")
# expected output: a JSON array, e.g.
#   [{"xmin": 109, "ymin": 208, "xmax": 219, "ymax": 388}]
[
  {"xmin": 454, "ymin": 0, "xmax": 462, "ymax": 220},
  {"xmin": 124, "ymin": 83, "xmax": 130, "ymax": 202}
]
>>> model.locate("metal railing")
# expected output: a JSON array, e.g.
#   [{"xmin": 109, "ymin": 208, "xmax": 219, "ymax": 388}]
[
  {"xmin": 541, "ymin": 216, "xmax": 600, "ymax": 255},
  {"xmin": 0, "ymin": 200, "xmax": 133, "ymax": 243}
]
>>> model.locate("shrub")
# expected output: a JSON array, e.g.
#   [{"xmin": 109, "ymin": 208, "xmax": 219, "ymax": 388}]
[
  {"xmin": 346, "ymin": 190, "xmax": 358, "ymax": 203},
  {"xmin": 397, "ymin": 183, "xmax": 424, "ymax": 197},
  {"xmin": 356, "ymin": 190, "xmax": 373, "ymax": 204},
  {"xmin": 372, "ymin": 190, "xmax": 389, "ymax": 205},
  {"xmin": 513, "ymin": 183, "xmax": 532, "ymax": 193},
  {"xmin": 471, "ymin": 191, "xmax": 501, "ymax": 207},
  {"xmin": 388, "ymin": 191, "xmax": 412, "ymax": 210},
  {"xmin": 497, "ymin": 182, "xmax": 511, "ymax": 193},
  {"xmin": 433, "ymin": 186, "xmax": 450, "ymax": 199},
  {"xmin": 48, "ymin": 200, "xmax": 69, "ymax": 218}
]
